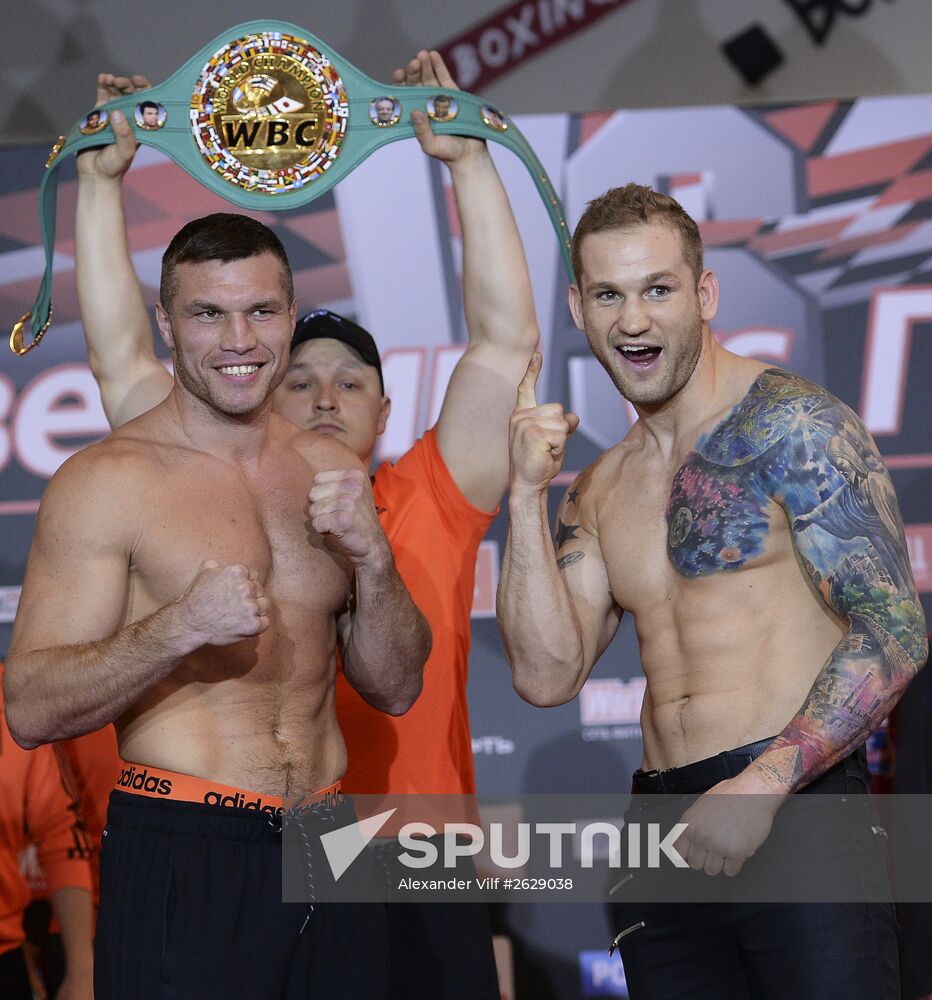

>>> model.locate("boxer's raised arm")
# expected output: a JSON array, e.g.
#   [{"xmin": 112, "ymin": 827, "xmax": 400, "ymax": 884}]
[
  {"xmin": 75, "ymin": 74, "xmax": 172, "ymax": 428},
  {"xmin": 396, "ymin": 50, "xmax": 539, "ymax": 512},
  {"xmin": 496, "ymin": 355, "xmax": 621, "ymax": 705}
]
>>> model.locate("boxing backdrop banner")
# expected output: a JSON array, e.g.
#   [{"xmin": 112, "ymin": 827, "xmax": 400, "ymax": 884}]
[{"xmin": 0, "ymin": 92, "xmax": 930, "ymax": 998}]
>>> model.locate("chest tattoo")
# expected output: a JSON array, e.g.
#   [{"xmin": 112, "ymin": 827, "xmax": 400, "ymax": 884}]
[
  {"xmin": 666, "ymin": 457, "xmax": 770, "ymax": 576},
  {"xmin": 664, "ymin": 369, "xmax": 809, "ymax": 578}
]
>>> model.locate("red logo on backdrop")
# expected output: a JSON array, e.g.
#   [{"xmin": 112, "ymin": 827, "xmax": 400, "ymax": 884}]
[
  {"xmin": 471, "ymin": 540, "xmax": 500, "ymax": 618},
  {"xmin": 906, "ymin": 526, "xmax": 932, "ymax": 594},
  {"xmin": 438, "ymin": 0, "xmax": 636, "ymax": 92},
  {"xmin": 580, "ymin": 678, "xmax": 645, "ymax": 726}
]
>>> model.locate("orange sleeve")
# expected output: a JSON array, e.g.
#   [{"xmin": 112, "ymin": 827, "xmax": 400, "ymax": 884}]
[
  {"xmin": 415, "ymin": 427, "xmax": 499, "ymax": 536},
  {"xmin": 23, "ymin": 743, "xmax": 93, "ymax": 895}
]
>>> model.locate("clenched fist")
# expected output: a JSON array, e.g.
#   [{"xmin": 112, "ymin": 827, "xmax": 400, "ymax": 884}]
[
  {"xmin": 177, "ymin": 560, "xmax": 270, "ymax": 646},
  {"xmin": 392, "ymin": 49, "xmax": 481, "ymax": 166},
  {"xmin": 509, "ymin": 353, "xmax": 579, "ymax": 494},
  {"xmin": 309, "ymin": 468, "xmax": 388, "ymax": 567},
  {"xmin": 674, "ymin": 774, "xmax": 784, "ymax": 877},
  {"xmin": 76, "ymin": 73, "xmax": 150, "ymax": 182}
]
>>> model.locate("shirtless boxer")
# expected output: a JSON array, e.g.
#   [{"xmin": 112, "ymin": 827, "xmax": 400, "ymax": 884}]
[
  {"xmin": 498, "ymin": 183, "xmax": 927, "ymax": 999},
  {"xmin": 69, "ymin": 50, "xmax": 536, "ymax": 1000},
  {"xmin": 3, "ymin": 213, "xmax": 430, "ymax": 999}
]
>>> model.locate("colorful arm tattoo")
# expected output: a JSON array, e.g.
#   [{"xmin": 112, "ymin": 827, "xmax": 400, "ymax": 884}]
[
  {"xmin": 768, "ymin": 409, "xmax": 925, "ymax": 784},
  {"xmin": 686, "ymin": 369, "xmax": 929, "ymax": 788}
]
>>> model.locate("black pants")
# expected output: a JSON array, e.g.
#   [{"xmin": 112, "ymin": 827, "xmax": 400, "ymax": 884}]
[
  {"xmin": 385, "ymin": 900, "xmax": 499, "ymax": 1000},
  {"xmin": 372, "ymin": 835, "xmax": 500, "ymax": 999},
  {"xmin": 612, "ymin": 744, "xmax": 900, "ymax": 1000},
  {"xmin": 0, "ymin": 947, "xmax": 31, "ymax": 999},
  {"xmin": 95, "ymin": 790, "xmax": 389, "ymax": 999}
]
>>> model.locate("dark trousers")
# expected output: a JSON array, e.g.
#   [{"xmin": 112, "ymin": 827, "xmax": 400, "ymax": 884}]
[
  {"xmin": 386, "ymin": 900, "xmax": 499, "ymax": 1000},
  {"xmin": 95, "ymin": 790, "xmax": 389, "ymax": 999},
  {"xmin": 372, "ymin": 835, "xmax": 500, "ymax": 999},
  {"xmin": 0, "ymin": 947, "xmax": 31, "ymax": 1000},
  {"xmin": 613, "ymin": 744, "xmax": 900, "ymax": 999}
]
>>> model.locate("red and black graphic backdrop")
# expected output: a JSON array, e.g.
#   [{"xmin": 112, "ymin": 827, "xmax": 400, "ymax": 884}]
[{"xmin": 1, "ymin": 93, "xmax": 930, "ymax": 997}]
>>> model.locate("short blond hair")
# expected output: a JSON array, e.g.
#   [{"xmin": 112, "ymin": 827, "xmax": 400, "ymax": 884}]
[{"xmin": 571, "ymin": 183, "xmax": 703, "ymax": 284}]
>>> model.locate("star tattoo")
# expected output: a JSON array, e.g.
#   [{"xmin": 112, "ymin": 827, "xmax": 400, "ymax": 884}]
[{"xmin": 555, "ymin": 519, "xmax": 580, "ymax": 547}]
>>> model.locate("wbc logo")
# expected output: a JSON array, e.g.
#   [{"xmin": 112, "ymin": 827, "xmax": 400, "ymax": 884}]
[{"xmin": 191, "ymin": 31, "xmax": 349, "ymax": 195}]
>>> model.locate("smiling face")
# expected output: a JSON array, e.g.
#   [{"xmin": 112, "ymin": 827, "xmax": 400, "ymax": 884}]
[
  {"xmin": 272, "ymin": 338, "xmax": 390, "ymax": 464},
  {"xmin": 155, "ymin": 251, "xmax": 296, "ymax": 418},
  {"xmin": 375, "ymin": 99, "xmax": 396, "ymax": 123},
  {"xmin": 568, "ymin": 222, "xmax": 718, "ymax": 408}
]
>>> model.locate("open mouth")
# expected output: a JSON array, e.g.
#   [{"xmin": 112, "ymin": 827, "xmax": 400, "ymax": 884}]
[{"xmin": 617, "ymin": 345, "xmax": 662, "ymax": 369}]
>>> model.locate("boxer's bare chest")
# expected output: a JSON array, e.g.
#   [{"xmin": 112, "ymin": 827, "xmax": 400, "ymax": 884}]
[
  {"xmin": 127, "ymin": 448, "xmax": 349, "ymax": 619},
  {"xmin": 593, "ymin": 370, "xmax": 810, "ymax": 610}
]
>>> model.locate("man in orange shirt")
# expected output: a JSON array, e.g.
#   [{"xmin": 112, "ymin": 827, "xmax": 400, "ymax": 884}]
[
  {"xmin": 74, "ymin": 50, "xmax": 537, "ymax": 998},
  {"xmin": 0, "ymin": 669, "xmax": 94, "ymax": 1000},
  {"xmin": 56, "ymin": 727, "xmax": 121, "ymax": 914},
  {"xmin": 34, "ymin": 726, "xmax": 120, "ymax": 997}
]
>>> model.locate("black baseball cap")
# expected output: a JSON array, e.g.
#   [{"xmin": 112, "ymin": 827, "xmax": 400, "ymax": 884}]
[{"xmin": 290, "ymin": 309, "xmax": 384, "ymax": 392}]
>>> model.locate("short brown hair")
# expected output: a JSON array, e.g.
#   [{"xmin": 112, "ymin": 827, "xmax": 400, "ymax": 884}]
[
  {"xmin": 160, "ymin": 213, "xmax": 294, "ymax": 311},
  {"xmin": 571, "ymin": 183, "xmax": 703, "ymax": 284}
]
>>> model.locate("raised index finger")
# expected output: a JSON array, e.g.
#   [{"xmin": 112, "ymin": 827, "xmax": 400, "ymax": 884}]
[
  {"xmin": 516, "ymin": 352, "xmax": 542, "ymax": 410},
  {"xmin": 428, "ymin": 50, "xmax": 457, "ymax": 89},
  {"xmin": 414, "ymin": 50, "xmax": 439, "ymax": 87}
]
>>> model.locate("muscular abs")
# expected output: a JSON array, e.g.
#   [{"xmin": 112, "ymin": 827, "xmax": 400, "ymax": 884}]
[
  {"xmin": 563, "ymin": 369, "xmax": 920, "ymax": 769},
  {"xmin": 117, "ymin": 436, "xmax": 352, "ymax": 797}
]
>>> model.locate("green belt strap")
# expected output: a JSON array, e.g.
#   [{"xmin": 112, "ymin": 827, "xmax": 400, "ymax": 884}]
[{"xmin": 12, "ymin": 19, "xmax": 573, "ymax": 355}]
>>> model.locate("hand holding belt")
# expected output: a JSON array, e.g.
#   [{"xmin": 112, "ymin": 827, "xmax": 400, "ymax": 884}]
[{"xmin": 12, "ymin": 19, "xmax": 573, "ymax": 354}]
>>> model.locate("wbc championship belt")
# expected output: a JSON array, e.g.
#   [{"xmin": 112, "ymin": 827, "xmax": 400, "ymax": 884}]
[{"xmin": 11, "ymin": 19, "xmax": 573, "ymax": 354}]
